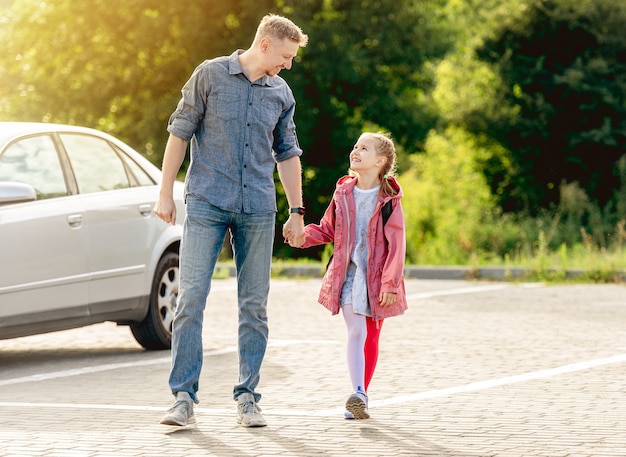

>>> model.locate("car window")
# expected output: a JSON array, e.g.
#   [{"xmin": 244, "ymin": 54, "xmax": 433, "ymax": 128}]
[
  {"xmin": 117, "ymin": 148, "xmax": 156, "ymax": 186},
  {"xmin": 60, "ymin": 133, "xmax": 130, "ymax": 193},
  {"xmin": 0, "ymin": 134, "xmax": 67, "ymax": 199}
]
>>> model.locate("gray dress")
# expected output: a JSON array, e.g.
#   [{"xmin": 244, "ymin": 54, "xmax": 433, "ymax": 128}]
[{"xmin": 340, "ymin": 185, "xmax": 380, "ymax": 316}]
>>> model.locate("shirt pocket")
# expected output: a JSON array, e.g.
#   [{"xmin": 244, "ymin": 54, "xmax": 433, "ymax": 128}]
[
  {"xmin": 257, "ymin": 96, "xmax": 283, "ymax": 124},
  {"xmin": 210, "ymin": 90, "xmax": 244, "ymax": 122}
]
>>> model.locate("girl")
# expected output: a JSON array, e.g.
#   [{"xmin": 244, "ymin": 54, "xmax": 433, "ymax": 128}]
[{"xmin": 288, "ymin": 131, "xmax": 407, "ymax": 419}]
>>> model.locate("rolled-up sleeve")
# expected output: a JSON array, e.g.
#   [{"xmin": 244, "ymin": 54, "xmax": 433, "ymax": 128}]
[
  {"xmin": 167, "ymin": 62, "xmax": 210, "ymax": 141},
  {"xmin": 272, "ymin": 86, "xmax": 303, "ymax": 163}
]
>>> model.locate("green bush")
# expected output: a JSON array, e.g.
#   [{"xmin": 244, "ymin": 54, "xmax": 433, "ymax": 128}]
[
  {"xmin": 401, "ymin": 128, "xmax": 626, "ymax": 273},
  {"xmin": 402, "ymin": 127, "xmax": 497, "ymax": 265}
]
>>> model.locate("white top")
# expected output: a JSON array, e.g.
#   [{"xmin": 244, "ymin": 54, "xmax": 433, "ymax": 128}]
[{"xmin": 340, "ymin": 185, "xmax": 380, "ymax": 316}]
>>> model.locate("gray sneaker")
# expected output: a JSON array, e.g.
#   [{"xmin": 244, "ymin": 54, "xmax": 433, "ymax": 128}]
[
  {"xmin": 160, "ymin": 391, "xmax": 196, "ymax": 426},
  {"xmin": 237, "ymin": 392, "xmax": 267, "ymax": 427},
  {"xmin": 345, "ymin": 390, "xmax": 370, "ymax": 419}
]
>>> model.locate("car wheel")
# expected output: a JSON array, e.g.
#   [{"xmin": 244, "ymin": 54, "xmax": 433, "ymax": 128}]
[{"xmin": 130, "ymin": 251, "xmax": 179, "ymax": 350}]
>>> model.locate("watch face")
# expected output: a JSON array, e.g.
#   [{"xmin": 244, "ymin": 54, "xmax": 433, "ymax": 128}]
[{"xmin": 290, "ymin": 207, "xmax": 305, "ymax": 215}]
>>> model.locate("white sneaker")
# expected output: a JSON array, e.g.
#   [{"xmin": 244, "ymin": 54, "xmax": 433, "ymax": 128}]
[
  {"xmin": 345, "ymin": 390, "xmax": 370, "ymax": 419},
  {"xmin": 160, "ymin": 391, "xmax": 196, "ymax": 426},
  {"xmin": 237, "ymin": 393, "xmax": 267, "ymax": 427}
]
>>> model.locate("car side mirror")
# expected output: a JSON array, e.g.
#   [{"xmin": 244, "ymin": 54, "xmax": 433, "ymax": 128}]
[{"xmin": 0, "ymin": 182, "xmax": 37, "ymax": 205}]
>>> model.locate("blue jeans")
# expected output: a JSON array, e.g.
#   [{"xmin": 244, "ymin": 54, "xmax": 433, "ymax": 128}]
[{"xmin": 169, "ymin": 195, "xmax": 275, "ymax": 404}]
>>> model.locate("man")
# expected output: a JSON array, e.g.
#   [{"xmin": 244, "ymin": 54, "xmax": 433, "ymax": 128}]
[{"xmin": 154, "ymin": 14, "xmax": 308, "ymax": 428}]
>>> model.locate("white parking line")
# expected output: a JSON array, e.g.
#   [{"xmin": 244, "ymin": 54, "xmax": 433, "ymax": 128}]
[
  {"xmin": 2, "ymin": 281, "xmax": 527, "ymax": 387},
  {"xmin": 1, "ymin": 352, "xmax": 624, "ymax": 417},
  {"xmin": 0, "ymin": 340, "xmax": 335, "ymax": 387},
  {"xmin": 1, "ymin": 284, "xmax": 520, "ymax": 386},
  {"xmin": 406, "ymin": 284, "xmax": 512, "ymax": 300},
  {"xmin": 367, "ymin": 352, "xmax": 626, "ymax": 408}
]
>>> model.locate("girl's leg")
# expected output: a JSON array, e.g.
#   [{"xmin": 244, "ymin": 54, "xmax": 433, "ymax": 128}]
[
  {"xmin": 364, "ymin": 317, "xmax": 384, "ymax": 392},
  {"xmin": 342, "ymin": 304, "xmax": 367, "ymax": 392}
]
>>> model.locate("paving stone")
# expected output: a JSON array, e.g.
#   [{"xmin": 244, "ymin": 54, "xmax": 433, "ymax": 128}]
[{"xmin": 0, "ymin": 278, "xmax": 624, "ymax": 456}]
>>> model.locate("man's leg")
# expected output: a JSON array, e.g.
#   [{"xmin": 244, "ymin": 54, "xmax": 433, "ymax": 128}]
[
  {"xmin": 230, "ymin": 211, "xmax": 275, "ymax": 401},
  {"xmin": 230, "ymin": 211, "xmax": 274, "ymax": 427},
  {"xmin": 168, "ymin": 197, "xmax": 228, "ymax": 403}
]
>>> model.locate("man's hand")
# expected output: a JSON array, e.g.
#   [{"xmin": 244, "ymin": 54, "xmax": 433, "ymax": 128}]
[
  {"xmin": 276, "ymin": 156, "xmax": 305, "ymax": 247},
  {"xmin": 154, "ymin": 196, "xmax": 177, "ymax": 225},
  {"xmin": 283, "ymin": 214, "xmax": 305, "ymax": 247},
  {"xmin": 154, "ymin": 134, "xmax": 187, "ymax": 226}
]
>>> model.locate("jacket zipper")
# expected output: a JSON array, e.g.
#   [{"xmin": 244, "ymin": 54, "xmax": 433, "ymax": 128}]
[
  {"xmin": 333, "ymin": 193, "xmax": 352, "ymax": 309},
  {"xmin": 369, "ymin": 200, "xmax": 384, "ymax": 322},
  {"xmin": 342, "ymin": 193, "xmax": 351, "ymax": 275}
]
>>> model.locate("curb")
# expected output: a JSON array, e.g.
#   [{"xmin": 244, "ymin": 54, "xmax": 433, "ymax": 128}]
[{"xmin": 215, "ymin": 263, "xmax": 625, "ymax": 282}]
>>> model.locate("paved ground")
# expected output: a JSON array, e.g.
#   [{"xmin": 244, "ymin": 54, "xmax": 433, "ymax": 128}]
[{"xmin": 0, "ymin": 278, "xmax": 625, "ymax": 457}]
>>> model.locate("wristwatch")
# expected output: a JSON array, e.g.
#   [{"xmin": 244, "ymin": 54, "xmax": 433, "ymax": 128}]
[{"xmin": 289, "ymin": 207, "xmax": 306, "ymax": 216}]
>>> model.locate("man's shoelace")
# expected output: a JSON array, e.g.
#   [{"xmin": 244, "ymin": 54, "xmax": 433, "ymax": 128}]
[
  {"xmin": 240, "ymin": 401, "xmax": 262, "ymax": 414},
  {"xmin": 169, "ymin": 400, "xmax": 191, "ymax": 413}
]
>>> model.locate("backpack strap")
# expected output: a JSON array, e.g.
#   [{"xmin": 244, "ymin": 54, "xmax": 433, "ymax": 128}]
[{"xmin": 381, "ymin": 199, "xmax": 392, "ymax": 226}]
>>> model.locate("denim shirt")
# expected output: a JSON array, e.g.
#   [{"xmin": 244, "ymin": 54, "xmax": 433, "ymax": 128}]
[{"xmin": 167, "ymin": 50, "xmax": 303, "ymax": 213}]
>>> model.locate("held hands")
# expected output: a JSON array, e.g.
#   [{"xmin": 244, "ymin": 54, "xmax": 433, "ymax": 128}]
[
  {"xmin": 379, "ymin": 291, "xmax": 397, "ymax": 307},
  {"xmin": 283, "ymin": 214, "xmax": 305, "ymax": 248}
]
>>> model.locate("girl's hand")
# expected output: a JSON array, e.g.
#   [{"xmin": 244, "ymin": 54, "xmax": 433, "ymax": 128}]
[
  {"xmin": 283, "ymin": 228, "xmax": 293, "ymax": 244},
  {"xmin": 379, "ymin": 292, "xmax": 397, "ymax": 307}
]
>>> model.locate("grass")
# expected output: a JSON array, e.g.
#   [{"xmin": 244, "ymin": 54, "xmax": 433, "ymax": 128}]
[
  {"xmin": 263, "ymin": 245, "xmax": 626, "ymax": 284},
  {"xmin": 212, "ymin": 238, "xmax": 625, "ymax": 284}
]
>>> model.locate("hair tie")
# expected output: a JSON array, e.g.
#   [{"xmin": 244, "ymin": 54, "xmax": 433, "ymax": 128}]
[{"xmin": 383, "ymin": 174, "xmax": 389, "ymax": 179}]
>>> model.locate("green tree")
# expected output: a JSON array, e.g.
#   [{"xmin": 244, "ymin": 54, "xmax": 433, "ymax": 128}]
[
  {"xmin": 402, "ymin": 127, "xmax": 498, "ymax": 264},
  {"xmin": 0, "ymin": 0, "xmax": 274, "ymax": 163},
  {"xmin": 274, "ymin": 0, "xmax": 452, "ymax": 257},
  {"xmin": 0, "ymin": 0, "xmax": 455, "ymax": 259},
  {"xmin": 474, "ymin": 0, "xmax": 626, "ymax": 212}
]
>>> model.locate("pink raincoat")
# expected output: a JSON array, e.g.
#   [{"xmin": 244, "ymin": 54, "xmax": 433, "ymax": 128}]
[{"xmin": 301, "ymin": 175, "xmax": 407, "ymax": 320}]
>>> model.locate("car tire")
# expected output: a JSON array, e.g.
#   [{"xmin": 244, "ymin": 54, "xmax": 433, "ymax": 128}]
[{"xmin": 130, "ymin": 251, "xmax": 179, "ymax": 350}]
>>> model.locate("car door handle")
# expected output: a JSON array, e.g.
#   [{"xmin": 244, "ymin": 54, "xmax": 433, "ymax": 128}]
[
  {"xmin": 138, "ymin": 204, "xmax": 153, "ymax": 217},
  {"xmin": 67, "ymin": 214, "xmax": 83, "ymax": 228}
]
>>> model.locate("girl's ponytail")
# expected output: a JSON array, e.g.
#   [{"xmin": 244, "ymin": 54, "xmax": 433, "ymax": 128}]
[{"xmin": 366, "ymin": 133, "xmax": 398, "ymax": 198}]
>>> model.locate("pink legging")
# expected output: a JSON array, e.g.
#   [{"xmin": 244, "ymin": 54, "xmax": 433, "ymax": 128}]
[
  {"xmin": 364, "ymin": 316, "xmax": 384, "ymax": 391},
  {"xmin": 342, "ymin": 304, "xmax": 384, "ymax": 393}
]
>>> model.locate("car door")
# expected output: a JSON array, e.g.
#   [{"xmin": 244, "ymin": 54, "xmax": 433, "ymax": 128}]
[
  {"xmin": 58, "ymin": 133, "xmax": 159, "ymax": 315},
  {"xmin": 0, "ymin": 133, "xmax": 89, "ymax": 329}
]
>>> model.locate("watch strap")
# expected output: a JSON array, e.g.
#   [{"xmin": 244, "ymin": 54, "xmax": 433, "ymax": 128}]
[{"xmin": 289, "ymin": 207, "xmax": 305, "ymax": 215}]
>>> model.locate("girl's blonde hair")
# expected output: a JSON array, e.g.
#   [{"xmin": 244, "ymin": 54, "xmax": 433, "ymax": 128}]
[{"xmin": 350, "ymin": 131, "xmax": 398, "ymax": 197}]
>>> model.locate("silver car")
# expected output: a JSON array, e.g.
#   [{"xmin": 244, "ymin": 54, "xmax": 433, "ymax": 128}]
[{"xmin": 0, "ymin": 122, "xmax": 185, "ymax": 349}]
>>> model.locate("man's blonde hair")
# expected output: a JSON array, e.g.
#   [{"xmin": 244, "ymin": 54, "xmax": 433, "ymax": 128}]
[{"xmin": 254, "ymin": 14, "xmax": 308, "ymax": 47}]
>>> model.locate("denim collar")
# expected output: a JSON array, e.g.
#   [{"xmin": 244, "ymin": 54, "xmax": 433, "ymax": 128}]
[{"xmin": 229, "ymin": 50, "xmax": 276, "ymax": 86}]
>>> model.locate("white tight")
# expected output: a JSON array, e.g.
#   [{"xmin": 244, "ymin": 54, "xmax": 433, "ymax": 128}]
[{"xmin": 342, "ymin": 304, "xmax": 367, "ymax": 392}]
